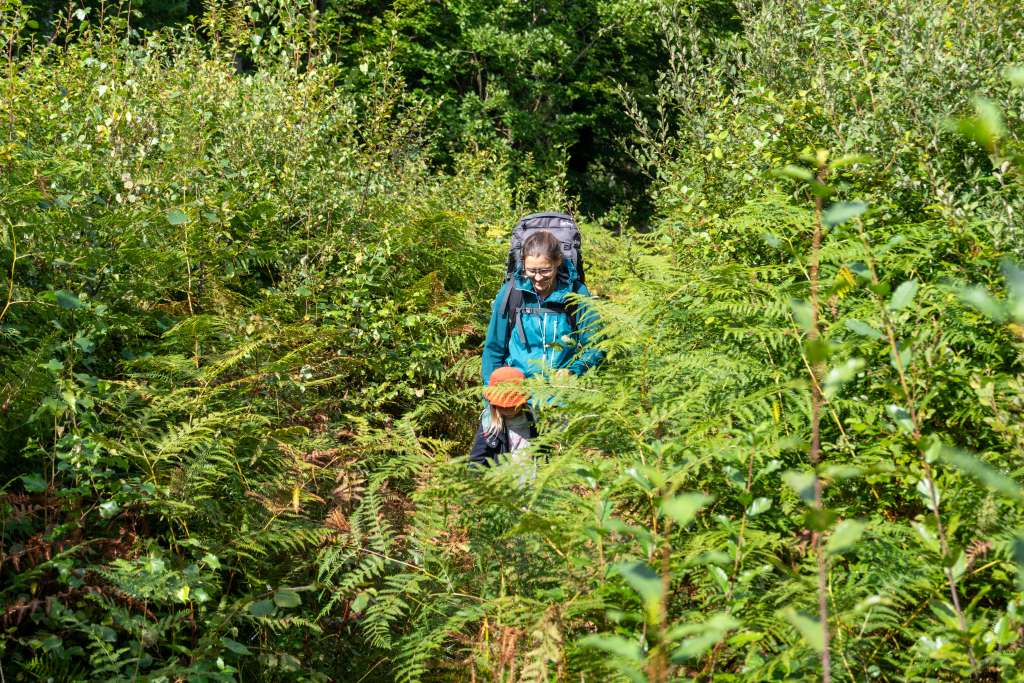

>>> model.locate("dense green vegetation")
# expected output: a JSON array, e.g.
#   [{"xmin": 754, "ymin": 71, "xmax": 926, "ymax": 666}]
[{"xmin": 3, "ymin": 0, "xmax": 1024, "ymax": 680}]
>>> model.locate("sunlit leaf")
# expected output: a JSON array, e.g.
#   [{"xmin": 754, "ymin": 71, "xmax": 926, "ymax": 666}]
[
  {"xmin": 274, "ymin": 589, "xmax": 301, "ymax": 608},
  {"xmin": 937, "ymin": 445, "xmax": 1022, "ymax": 500},
  {"xmin": 823, "ymin": 201, "xmax": 867, "ymax": 228},
  {"xmin": 661, "ymin": 492, "xmax": 713, "ymax": 527},
  {"xmin": 826, "ymin": 519, "xmax": 865, "ymax": 555},
  {"xmin": 578, "ymin": 634, "xmax": 644, "ymax": 661},
  {"xmin": 844, "ymin": 318, "xmax": 883, "ymax": 339},
  {"xmin": 889, "ymin": 280, "xmax": 918, "ymax": 311},
  {"xmin": 783, "ymin": 470, "xmax": 816, "ymax": 504},
  {"xmin": 166, "ymin": 208, "xmax": 189, "ymax": 225},
  {"xmin": 746, "ymin": 497, "xmax": 772, "ymax": 517},
  {"xmin": 782, "ymin": 609, "xmax": 825, "ymax": 652}
]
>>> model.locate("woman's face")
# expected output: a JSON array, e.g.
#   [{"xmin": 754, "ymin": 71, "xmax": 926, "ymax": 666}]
[{"xmin": 523, "ymin": 255, "xmax": 559, "ymax": 297}]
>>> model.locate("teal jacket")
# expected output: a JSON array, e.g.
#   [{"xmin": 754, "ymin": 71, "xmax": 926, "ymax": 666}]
[{"xmin": 481, "ymin": 261, "xmax": 603, "ymax": 384}]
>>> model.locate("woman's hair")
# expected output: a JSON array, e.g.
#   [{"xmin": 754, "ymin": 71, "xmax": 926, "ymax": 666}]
[{"xmin": 521, "ymin": 230, "xmax": 564, "ymax": 265}]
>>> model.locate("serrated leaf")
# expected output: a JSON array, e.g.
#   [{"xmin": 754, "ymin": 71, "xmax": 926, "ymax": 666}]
[
  {"xmin": 273, "ymin": 589, "xmax": 301, "ymax": 608},
  {"xmin": 166, "ymin": 208, "xmax": 189, "ymax": 225},
  {"xmin": 55, "ymin": 290, "xmax": 83, "ymax": 310},
  {"xmin": 823, "ymin": 201, "xmax": 868, "ymax": 228},
  {"xmin": 661, "ymin": 493, "xmax": 712, "ymax": 527},
  {"xmin": 826, "ymin": 519, "xmax": 865, "ymax": 555},
  {"xmin": 889, "ymin": 280, "xmax": 918, "ymax": 311},
  {"xmin": 844, "ymin": 318, "xmax": 884, "ymax": 340},
  {"xmin": 248, "ymin": 599, "xmax": 275, "ymax": 617},
  {"xmin": 782, "ymin": 609, "xmax": 824, "ymax": 652},
  {"xmin": 221, "ymin": 637, "xmax": 251, "ymax": 656}
]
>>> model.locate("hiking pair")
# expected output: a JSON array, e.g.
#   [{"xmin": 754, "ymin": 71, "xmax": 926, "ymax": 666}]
[{"xmin": 471, "ymin": 212, "xmax": 603, "ymax": 467}]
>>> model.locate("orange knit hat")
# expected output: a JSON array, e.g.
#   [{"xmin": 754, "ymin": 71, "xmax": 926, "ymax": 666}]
[{"xmin": 484, "ymin": 367, "xmax": 528, "ymax": 408}]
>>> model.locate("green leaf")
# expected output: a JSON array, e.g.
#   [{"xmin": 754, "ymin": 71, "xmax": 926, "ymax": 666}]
[
  {"xmin": 221, "ymin": 637, "xmax": 251, "ymax": 656},
  {"xmin": 661, "ymin": 492, "xmax": 713, "ymax": 527},
  {"xmin": 937, "ymin": 445, "xmax": 1022, "ymax": 500},
  {"xmin": 578, "ymin": 634, "xmax": 644, "ymax": 661},
  {"xmin": 273, "ymin": 589, "xmax": 301, "ymax": 608},
  {"xmin": 20, "ymin": 473, "xmax": 48, "ymax": 492},
  {"xmin": 824, "ymin": 358, "xmax": 865, "ymax": 398},
  {"xmin": 248, "ymin": 599, "xmax": 275, "ymax": 617},
  {"xmin": 746, "ymin": 497, "xmax": 772, "ymax": 517},
  {"xmin": 885, "ymin": 404, "xmax": 914, "ymax": 434},
  {"xmin": 166, "ymin": 208, "xmax": 189, "ymax": 225},
  {"xmin": 669, "ymin": 614, "xmax": 739, "ymax": 661},
  {"xmin": 804, "ymin": 338, "xmax": 830, "ymax": 364},
  {"xmin": 776, "ymin": 164, "xmax": 813, "ymax": 181},
  {"xmin": 98, "ymin": 500, "xmax": 120, "ymax": 519},
  {"xmin": 791, "ymin": 299, "xmax": 813, "ymax": 332},
  {"xmin": 783, "ymin": 471, "xmax": 817, "ymax": 504},
  {"xmin": 958, "ymin": 286, "xmax": 1006, "ymax": 322},
  {"xmin": 888, "ymin": 280, "xmax": 918, "ymax": 311},
  {"xmin": 826, "ymin": 519, "xmax": 866, "ymax": 555},
  {"xmin": 1002, "ymin": 260, "xmax": 1024, "ymax": 322},
  {"xmin": 803, "ymin": 508, "xmax": 838, "ymax": 532},
  {"xmin": 823, "ymin": 201, "xmax": 867, "ymax": 228},
  {"xmin": 350, "ymin": 591, "xmax": 370, "ymax": 613},
  {"xmin": 828, "ymin": 153, "xmax": 873, "ymax": 170},
  {"xmin": 615, "ymin": 561, "xmax": 663, "ymax": 621},
  {"xmin": 55, "ymin": 290, "xmax": 83, "ymax": 310},
  {"xmin": 1007, "ymin": 65, "xmax": 1024, "ymax": 88},
  {"xmin": 844, "ymin": 318, "xmax": 884, "ymax": 340},
  {"xmin": 40, "ymin": 358, "xmax": 64, "ymax": 373},
  {"xmin": 916, "ymin": 478, "xmax": 940, "ymax": 512},
  {"xmin": 782, "ymin": 609, "xmax": 825, "ymax": 652}
]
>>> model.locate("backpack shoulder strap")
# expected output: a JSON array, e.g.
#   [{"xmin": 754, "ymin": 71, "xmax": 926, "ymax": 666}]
[
  {"xmin": 500, "ymin": 282, "xmax": 528, "ymax": 348},
  {"xmin": 565, "ymin": 280, "xmax": 582, "ymax": 335}
]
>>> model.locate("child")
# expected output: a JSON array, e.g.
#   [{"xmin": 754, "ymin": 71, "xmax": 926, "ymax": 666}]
[{"xmin": 468, "ymin": 366, "xmax": 537, "ymax": 468}]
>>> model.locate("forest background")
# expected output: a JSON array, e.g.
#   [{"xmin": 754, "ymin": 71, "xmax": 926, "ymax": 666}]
[{"xmin": 2, "ymin": 0, "xmax": 1024, "ymax": 681}]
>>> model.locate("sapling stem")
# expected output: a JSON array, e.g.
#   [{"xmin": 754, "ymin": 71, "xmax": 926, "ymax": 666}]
[
  {"xmin": 810, "ymin": 159, "xmax": 833, "ymax": 683},
  {"xmin": 856, "ymin": 227, "xmax": 976, "ymax": 669}
]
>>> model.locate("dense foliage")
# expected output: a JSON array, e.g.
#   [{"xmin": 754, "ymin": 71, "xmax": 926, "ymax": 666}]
[{"xmin": 3, "ymin": 0, "xmax": 1024, "ymax": 681}]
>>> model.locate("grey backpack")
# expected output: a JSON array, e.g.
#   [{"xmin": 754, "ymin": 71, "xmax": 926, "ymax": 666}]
[
  {"xmin": 499, "ymin": 212, "xmax": 585, "ymax": 347},
  {"xmin": 504, "ymin": 211, "xmax": 585, "ymax": 284}
]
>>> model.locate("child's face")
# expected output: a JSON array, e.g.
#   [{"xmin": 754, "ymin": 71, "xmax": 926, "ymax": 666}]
[{"xmin": 496, "ymin": 404, "xmax": 523, "ymax": 418}]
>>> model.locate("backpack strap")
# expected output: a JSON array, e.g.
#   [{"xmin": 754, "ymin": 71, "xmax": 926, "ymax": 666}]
[{"xmin": 500, "ymin": 283, "xmax": 528, "ymax": 349}]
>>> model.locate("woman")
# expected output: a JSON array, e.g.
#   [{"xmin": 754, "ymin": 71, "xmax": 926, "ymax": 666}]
[{"xmin": 481, "ymin": 229, "xmax": 603, "ymax": 386}]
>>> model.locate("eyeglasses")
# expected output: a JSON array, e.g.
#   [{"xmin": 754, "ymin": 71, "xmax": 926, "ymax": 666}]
[{"xmin": 524, "ymin": 267, "xmax": 555, "ymax": 277}]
